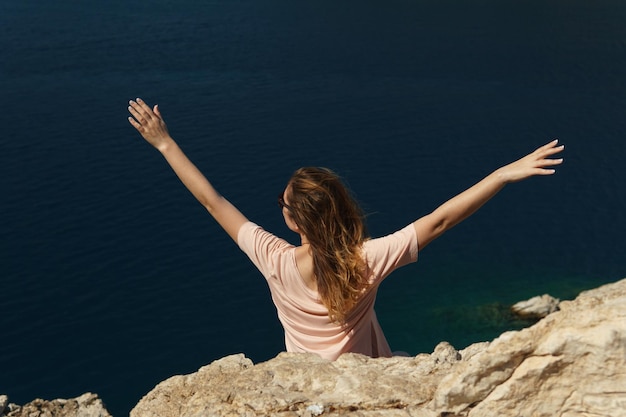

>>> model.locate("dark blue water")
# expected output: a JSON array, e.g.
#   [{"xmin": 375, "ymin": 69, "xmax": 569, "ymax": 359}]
[{"xmin": 1, "ymin": 0, "xmax": 625, "ymax": 415}]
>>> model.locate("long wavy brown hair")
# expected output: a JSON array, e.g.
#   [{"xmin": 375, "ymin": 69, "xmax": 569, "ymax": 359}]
[{"xmin": 286, "ymin": 167, "xmax": 369, "ymax": 323}]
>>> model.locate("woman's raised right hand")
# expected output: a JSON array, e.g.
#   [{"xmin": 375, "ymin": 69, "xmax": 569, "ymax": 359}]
[{"xmin": 128, "ymin": 98, "xmax": 173, "ymax": 151}]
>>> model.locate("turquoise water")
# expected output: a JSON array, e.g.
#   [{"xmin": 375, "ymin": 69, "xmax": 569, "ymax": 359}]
[{"xmin": 1, "ymin": 0, "xmax": 625, "ymax": 415}]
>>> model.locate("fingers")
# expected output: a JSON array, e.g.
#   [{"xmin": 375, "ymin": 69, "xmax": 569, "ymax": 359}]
[
  {"xmin": 536, "ymin": 169, "xmax": 556, "ymax": 176},
  {"xmin": 532, "ymin": 140, "xmax": 564, "ymax": 175},
  {"xmin": 542, "ymin": 139, "xmax": 560, "ymax": 149},
  {"xmin": 539, "ymin": 160, "xmax": 563, "ymax": 172},
  {"xmin": 537, "ymin": 139, "xmax": 565, "ymax": 156},
  {"xmin": 134, "ymin": 97, "xmax": 153, "ymax": 116},
  {"xmin": 127, "ymin": 104, "xmax": 144, "ymax": 128},
  {"xmin": 128, "ymin": 98, "xmax": 152, "ymax": 122},
  {"xmin": 128, "ymin": 98, "xmax": 162, "ymax": 134},
  {"xmin": 503, "ymin": 139, "xmax": 565, "ymax": 182},
  {"xmin": 127, "ymin": 115, "xmax": 142, "ymax": 131},
  {"xmin": 532, "ymin": 140, "xmax": 564, "ymax": 166},
  {"xmin": 127, "ymin": 98, "xmax": 172, "ymax": 149}
]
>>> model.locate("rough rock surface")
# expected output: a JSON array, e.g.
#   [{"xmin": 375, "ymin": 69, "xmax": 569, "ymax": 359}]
[
  {"xmin": 131, "ymin": 341, "xmax": 475, "ymax": 417},
  {"xmin": 434, "ymin": 278, "xmax": 626, "ymax": 417},
  {"xmin": 510, "ymin": 293, "xmax": 560, "ymax": 319},
  {"xmin": 1, "ymin": 393, "xmax": 111, "ymax": 417},
  {"xmin": 131, "ymin": 278, "xmax": 626, "ymax": 417},
  {"xmin": 0, "ymin": 396, "xmax": 8, "ymax": 415}
]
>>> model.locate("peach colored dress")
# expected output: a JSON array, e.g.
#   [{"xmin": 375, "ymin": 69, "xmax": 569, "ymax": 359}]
[{"xmin": 237, "ymin": 222, "xmax": 418, "ymax": 360}]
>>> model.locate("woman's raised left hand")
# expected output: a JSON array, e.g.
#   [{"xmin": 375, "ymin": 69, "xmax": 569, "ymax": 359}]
[{"xmin": 496, "ymin": 139, "xmax": 565, "ymax": 184}]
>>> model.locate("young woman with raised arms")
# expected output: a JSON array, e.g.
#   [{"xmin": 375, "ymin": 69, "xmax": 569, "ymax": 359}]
[{"xmin": 128, "ymin": 98, "xmax": 564, "ymax": 360}]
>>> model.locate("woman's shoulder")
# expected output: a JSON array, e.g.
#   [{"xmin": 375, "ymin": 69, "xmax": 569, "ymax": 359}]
[
  {"xmin": 364, "ymin": 223, "xmax": 417, "ymax": 248},
  {"xmin": 238, "ymin": 221, "xmax": 295, "ymax": 254},
  {"xmin": 362, "ymin": 223, "xmax": 418, "ymax": 269}
]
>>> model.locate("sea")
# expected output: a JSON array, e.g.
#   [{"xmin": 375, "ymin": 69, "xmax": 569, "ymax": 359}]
[{"xmin": 1, "ymin": 0, "xmax": 624, "ymax": 415}]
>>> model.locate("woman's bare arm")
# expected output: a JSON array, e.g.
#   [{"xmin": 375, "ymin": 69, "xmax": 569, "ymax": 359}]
[
  {"xmin": 413, "ymin": 140, "xmax": 565, "ymax": 250},
  {"xmin": 128, "ymin": 98, "xmax": 248, "ymax": 242}
]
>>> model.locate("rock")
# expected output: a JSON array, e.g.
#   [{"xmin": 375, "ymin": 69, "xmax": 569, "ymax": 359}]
[
  {"xmin": 130, "ymin": 342, "xmax": 477, "ymax": 417},
  {"xmin": 4, "ymin": 393, "xmax": 111, "ymax": 417},
  {"xmin": 433, "ymin": 278, "xmax": 626, "ymax": 416},
  {"xmin": 0, "ymin": 395, "xmax": 8, "ymax": 415},
  {"xmin": 9, "ymin": 279, "xmax": 624, "ymax": 416},
  {"xmin": 511, "ymin": 293, "xmax": 560, "ymax": 319},
  {"xmin": 131, "ymin": 278, "xmax": 626, "ymax": 417}
]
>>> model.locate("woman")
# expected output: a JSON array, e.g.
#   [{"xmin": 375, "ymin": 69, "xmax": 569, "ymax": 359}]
[{"xmin": 128, "ymin": 98, "xmax": 564, "ymax": 360}]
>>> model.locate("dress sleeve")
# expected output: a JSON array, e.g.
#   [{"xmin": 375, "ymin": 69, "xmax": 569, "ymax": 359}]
[
  {"xmin": 362, "ymin": 223, "xmax": 418, "ymax": 285},
  {"xmin": 237, "ymin": 221, "xmax": 294, "ymax": 280}
]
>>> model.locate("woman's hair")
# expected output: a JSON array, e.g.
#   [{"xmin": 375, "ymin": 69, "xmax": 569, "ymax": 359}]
[{"xmin": 286, "ymin": 167, "xmax": 369, "ymax": 323}]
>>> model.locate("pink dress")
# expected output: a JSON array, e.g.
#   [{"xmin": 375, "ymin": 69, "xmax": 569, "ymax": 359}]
[{"xmin": 237, "ymin": 221, "xmax": 418, "ymax": 360}]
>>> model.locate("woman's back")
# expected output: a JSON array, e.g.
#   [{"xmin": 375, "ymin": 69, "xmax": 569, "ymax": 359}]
[
  {"xmin": 237, "ymin": 220, "xmax": 418, "ymax": 360},
  {"xmin": 282, "ymin": 167, "xmax": 370, "ymax": 323},
  {"xmin": 294, "ymin": 245, "xmax": 317, "ymax": 292}
]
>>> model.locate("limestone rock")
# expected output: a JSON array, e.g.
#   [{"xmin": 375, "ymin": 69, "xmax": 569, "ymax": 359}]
[
  {"xmin": 131, "ymin": 278, "xmax": 626, "ymax": 417},
  {"xmin": 433, "ymin": 278, "xmax": 626, "ymax": 416},
  {"xmin": 511, "ymin": 293, "xmax": 560, "ymax": 319},
  {"xmin": 3, "ymin": 393, "xmax": 111, "ymax": 417},
  {"xmin": 0, "ymin": 396, "xmax": 8, "ymax": 415},
  {"xmin": 131, "ymin": 341, "xmax": 476, "ymax": 417}
]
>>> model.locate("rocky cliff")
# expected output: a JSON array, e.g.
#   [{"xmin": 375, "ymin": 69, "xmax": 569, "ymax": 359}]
[
  {"xmin": 4, "ymin": 278, "xmax": 626, "ymax": 417},
  {"xmin": 129, "ymin": 278, "xmax": 626, "ymax": 417},
  {"xmin": 1, "ymin": 393, "xmax": 111, "ymax": 417}
]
